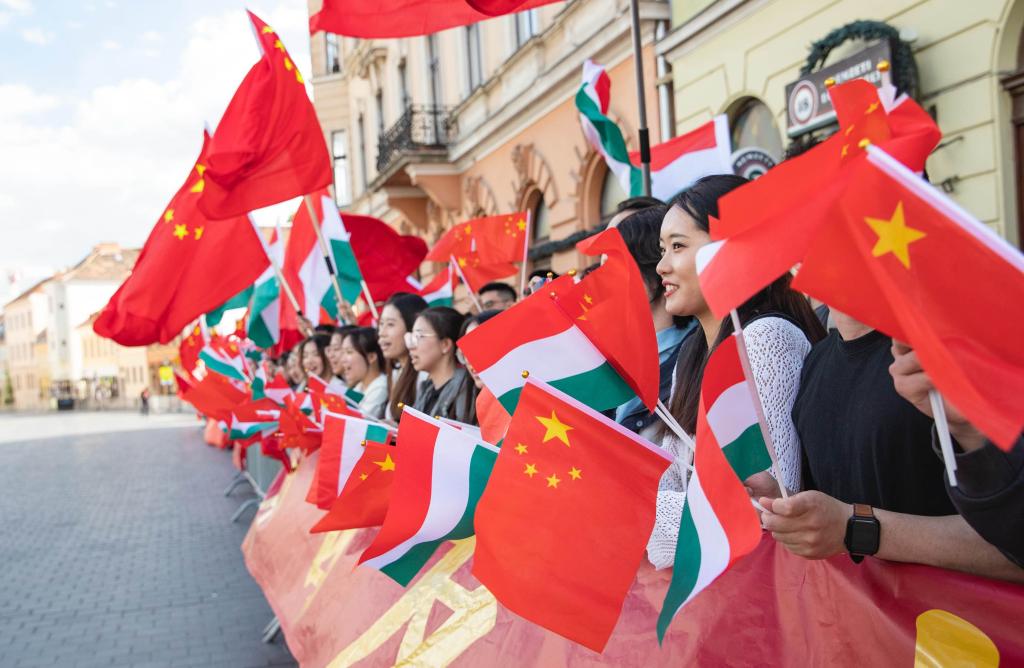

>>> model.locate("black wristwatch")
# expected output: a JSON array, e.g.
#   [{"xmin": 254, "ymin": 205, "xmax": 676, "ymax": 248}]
[{"xmin": 844, "ymin": 504, "xmax": 880, "ymax": 563}]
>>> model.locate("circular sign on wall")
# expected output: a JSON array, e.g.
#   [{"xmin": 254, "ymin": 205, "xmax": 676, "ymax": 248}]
[
  {"xmin": 732, "ymin": 147, "xmax": 777, "ymax": 180},
  {"xmin": 788, "ymin": 79, "xmax": 818, "ymax": 128}
]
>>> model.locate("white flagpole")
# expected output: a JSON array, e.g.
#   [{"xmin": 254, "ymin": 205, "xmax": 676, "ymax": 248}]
[
  {"xmin": 930, "ymin": 390, "xmax": 959, "ymax": 487},
  {"xmin": 518, "ymin": 209, "xmax": 532, "ymax": 298},
  {"xmin": 303, "ymin": 193, "xmax": 348, "ymax": 323},
  {"xmin": 451, "ymin": 254, "xmax": 483, "ymax": 312},
  {"xmin": 730, "ymin": 309, "xmax": 789, "ymax": 499}
]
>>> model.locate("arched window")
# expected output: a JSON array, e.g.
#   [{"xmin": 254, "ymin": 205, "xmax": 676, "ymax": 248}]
[
  {"xmin": 531, "ymin": 192, "xmax": 550, "ymax": 241},
  {"xmin": 729, "ymin": 97, "xmax": 784, "ymax": 163},
  {"xmin": 599, "ymin": 167, "xmax": 627, "ymax": 223}
]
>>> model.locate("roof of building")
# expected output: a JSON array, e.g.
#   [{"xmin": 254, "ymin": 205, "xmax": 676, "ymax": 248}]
[
  {"xmin": 4, "ymin": 244, "xmax": 141, "ymax": 309},
  {"xmin": 4, "ymin": 275, "xmax": 53, "ymax": 308}
]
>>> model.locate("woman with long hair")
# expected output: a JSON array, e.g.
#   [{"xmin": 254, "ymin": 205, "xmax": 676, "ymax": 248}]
[
  {"xmin": 648, "ymin": 174, "xmax": 826, "ymax": 569},
  {"xmin": 325, "ymin": 324, "xmax": 358, "ymax": 383},
  {"xmin": 339, "ymin": 327, "xmax": 388, "ymax": 419},
  {"xmin": 377, "ymin": 292, "xmax": 429, "ymax": 421},
  {"xmin": 408, "ymin": 306, "xmax": 475, "ymax": 423},
  {"xmin": 454, "ymin": 309, "xmax": 501, "ymax": 424},
  {"xmin": 298, "ymin": 334, "xmax": 331, "ymax": 391}
]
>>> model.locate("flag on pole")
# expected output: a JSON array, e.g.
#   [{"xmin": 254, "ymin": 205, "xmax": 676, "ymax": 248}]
[
  {"xmin": 344, "ymin": 214, "xmax": 429, "ymax": 303},
  {"xmin": 792, "ymin": 147, "xmax": 1024, "ymax": 450},
  {"xmin": 309, "ymin": 0, "xmax": 562, "ymax": 38},
  {"xmin": 357, "ymin": 408, "xmax": 499, "ymax": 586},
  {"xmin": 198, "ymin": 338, "xmax": 248, "ymax": 382},
  {"xmin": 206, "ymin": 286, "xmax": 253, "ymax": 327},
  {"xmin": 279, "ymin": 191, "xmax": 339, "ymax": 346},
  {"xmin": 311, "ymin": 412, "xmax": 393, "ymax": 510},
  {"xmin": 225, "ymin": 398, "xmax": 281, "ymax": 442},
  {"xmin": 176, "ymin": 372, "xmax": 248, "ymax": 422},
  {"xmin": 576, "ymin": 60, "xmax": 732, "ymax": 202},
  {"xmin": 262, "ymin": 372, "xmax": 293, "ymax": 405},
  {"xmin": 178, "ymin": 323, "xmax": 206, "ymax": 377},
  {"xmin": 457, "ymin": 276, "xmax": 635, "ymax": 414},
  {"xmin": 92, "ymin": 131, "xmax": 269, "ymax": 345},
  {"xmin": 656, "ymin": 369, "xmax": 763, "ymax": 641},
  {"xmin": 248, "ymin": 230, "xmax": 283, "ymax": 349},
  {"xmin": 310, "ymin": 440, "xmax": 397, "ymax": 532},
  {"xmin": 319, "ymin": 194, "xmax": 365, "ymax": 306},
  {"xmin": 198, "ymin": 11, "xmax": 331, "ymax": 219},
  {"xmin": 472, "ymin": 379, "xmax": 672, "ymax": 652},
  {"xmin": 417, "ymin": 265, "xmax": 455, "ymax": 307}
]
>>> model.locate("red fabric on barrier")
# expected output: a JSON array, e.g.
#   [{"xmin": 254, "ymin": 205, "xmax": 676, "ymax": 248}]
[{"xmin": 243, "ymin": 456, "xmax": 1024, "ymax": 667}]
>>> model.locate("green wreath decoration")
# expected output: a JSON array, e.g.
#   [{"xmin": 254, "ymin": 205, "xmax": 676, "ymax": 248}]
[{"xmin": 801, "ymin": 19, "xmax": 918, "ymax": 97}]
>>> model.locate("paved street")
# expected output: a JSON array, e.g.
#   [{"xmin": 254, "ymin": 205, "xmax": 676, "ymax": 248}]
[{"xmin": 0, "ymin": 412, "xmax": 297, "ymax": 668}]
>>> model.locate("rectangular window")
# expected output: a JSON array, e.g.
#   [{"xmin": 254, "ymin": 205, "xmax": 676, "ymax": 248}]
[
  {"xmin": 426, "ymin": 34, "xmax": 441, "ymax": 108},
  {"xmin": 375, "ymin": 89, "xmax": 385, "ymax": 138},
  {"xmin": 514, "ymin": 9, "xmax": 539, "ymax": 48},
  {"xmin": 331, "ymin": 130, "xmax": 351, "ymax": 206},
  {"xmin": 358, "ymin": 113, "xmax": 368, "ymax": 189},
  {"xmin": 325, "ymin": 33, "xmax": 341, "ymax": 74},
  {"xmin": 398, "ymin": 60, "xmax": 410, "ymax": 110},
  {"xmin": 465, "ymin": 25, "xmax": 483, "ymax": 91}
]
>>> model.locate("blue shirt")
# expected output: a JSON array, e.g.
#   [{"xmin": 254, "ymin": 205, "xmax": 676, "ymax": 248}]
[{"xmin": 614, "ymin": 322, "xmax": 693, "ymax": 425}]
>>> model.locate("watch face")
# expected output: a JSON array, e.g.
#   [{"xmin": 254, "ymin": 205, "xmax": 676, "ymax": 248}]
[{"xmin": 849, "ymin": 517, "xmax": 880, "ymax": 555}]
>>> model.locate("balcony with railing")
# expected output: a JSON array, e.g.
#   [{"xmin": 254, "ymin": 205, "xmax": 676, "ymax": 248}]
[{"xmin": 375, "ymin": 105, "xmax": 454, "ymax": 176}]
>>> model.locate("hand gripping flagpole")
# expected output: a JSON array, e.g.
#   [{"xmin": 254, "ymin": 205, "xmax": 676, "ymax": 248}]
[
  {"xmin": 730, "ymin": 309, "xmax": 789, "ymax": 499},
  {"xmin": 303, "ymin": 193, "xmax": 350, "ymax": 324},
  {"xmin": 628, "ymin": 0, "xmax": 652, "ymax": 197}
]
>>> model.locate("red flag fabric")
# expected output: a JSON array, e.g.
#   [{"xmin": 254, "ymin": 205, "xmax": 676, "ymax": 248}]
[
  {"xmin": 344, "ymin": 213, "xmax": 428, "ymax": 302},
  {"xmin": 456, "ymin": 255, "xmax": 519, "ymax": 293},
  {"xmin": 310, "ymin": 441, "xmax": 397, "ymax": 533},
  {"xmin": 699, "ymin": 80, "xmax": 941, "ymax": 317},
  {"xmin": 310, "ymin": 0, "xmax": 561, "ymax": 38},
  {"xmin": 177, "ymin": 372, "xmax": 248, "ymax": 422},
  {"xmin": 279, "ymin": 395, "xmax": 323, "ymax": 452},
  {"xmin": 476, "ymin": 386, "xmax": 511, "ymax": 445},
  {"xmin": 198, "ymin": 11, "xmax": 331, "ymax": 220},
  {"xmin": 93, "ymin": 132, "xmax": 268, "ymax": 345},
  {"xmin": 791, "ymin": 148, "xmax": 1024, "ymax": 449},
  {"xmin": 472, "ymin": 379, "xmax": 671, "ymax": 651},
  {"xmin": 178, "ymin": 324, "xmax": 205, "ymax": 376},
  {"xmin": 425, "ymin": 212, "xmax": 529, "ymax": 265},
  {"xmin": 556, "ymin": 227, "xmax": 660, "ymax": 410}
]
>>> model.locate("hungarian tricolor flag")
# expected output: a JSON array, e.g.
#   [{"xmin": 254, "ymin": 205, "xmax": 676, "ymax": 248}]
[
  {"xmin": 205, "ymin": 286, "xmax": 251, "ymax": 327},
  {"xmin": 198, "ymin": 337, "xmax": 248, "ymax": 383},
  {"xmin": 656, "ymin": 368, "xmax": 763, "ymax": 640},
  {"xmin": 224, "ymin": 397, "xmax": 280, "ymax": 443},
  {"xmin": 696, "ymin": 79, "xmax": 942, "ymax": 317},
  {"xmin": 358, "ymin": 408, "xmax": 498, "ymax": 586},
  {"xmin": 457, "ymin": 275, "xmax": 634, "ymax": 414},
  {"xmin": 702, "ymin": 334, "xmax": 774, "ymax": 480},
  {"xmin": 310, "ymin": 411, "xmax": 393, "ymax": 510},
  {"xmin": 198, "ymin": 11, "xmax": 331, "ymax": 219},
  {"xmin": 310, "ymin": 440, "xmax": 396, "ymax": 533},
  {"xmin": 248, "ymin": 229, "xmax": 283, "ymax": 349},
  {"xmin": 556, "ymin": 227, "xmax": 660, "ymax": 410},
  {"xmin": 310, "ymin": 0, "xmax": 562, "ymax": 38},
  {"xmin": 792, "ymin": 147, "xmax": 1024, "ymax": 450},
  {"xmin": 92, "ymin": 131, "xmax": 269, "ymax": 345},
  {"xmin": 576, "ymin": 60, "xmax": 732, "ymax": 201},
  {"xmin": 472, "ymin": 379, "xmax": 672, "ymax": 651},
  {"xmin": 417, "ymin": 264, "xmax": 455, "ymax": 307}
]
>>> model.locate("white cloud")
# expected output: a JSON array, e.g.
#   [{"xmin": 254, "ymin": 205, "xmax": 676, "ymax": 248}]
[
  {"xmin": 20, "ymin": 26, "xmax": 52, "ymax": 44},
  {"xmin": 100, "ymin": 38, "xmax": 119, "ymax": 49},
  {"xmin": 0, "ymin": 3, "xmax": 313, "ymax": 268},
  {"xmin": 140, "ymin": 30, "xmax": 161, "ymax": 43},
  {"xmin": 0, "ymin": 0, "xmax": 32, "ymax": 13}
]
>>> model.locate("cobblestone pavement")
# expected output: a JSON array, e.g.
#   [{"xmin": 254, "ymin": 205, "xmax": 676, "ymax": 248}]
[{"xmin": 0, "ymin": 412, "xmax": 297, "ymax": 668}]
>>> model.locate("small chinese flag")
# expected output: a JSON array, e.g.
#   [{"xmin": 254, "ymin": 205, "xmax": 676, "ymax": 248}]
[
  {"xmin": 472, "ymin": 379, "xmax": 671, "ymax": 652},
  {"xmin": 310, "ymin": 441, "xmax": 397, "ymax": 532}
]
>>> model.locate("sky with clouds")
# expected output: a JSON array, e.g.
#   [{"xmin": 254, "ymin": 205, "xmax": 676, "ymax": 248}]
[{"xmin": 0, "ymin": 0, "xmax": 312, "ymax": 300}]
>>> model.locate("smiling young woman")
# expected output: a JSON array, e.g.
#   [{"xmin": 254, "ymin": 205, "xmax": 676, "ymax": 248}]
[{"xmin": 648, "ymin": 174, "xmax": 826, "ymax": 569}]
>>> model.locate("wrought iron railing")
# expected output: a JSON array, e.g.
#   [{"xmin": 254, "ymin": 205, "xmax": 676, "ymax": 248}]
[{"xmin": 376, "ymin": 105, "xmax": 453, "ymax": 174}]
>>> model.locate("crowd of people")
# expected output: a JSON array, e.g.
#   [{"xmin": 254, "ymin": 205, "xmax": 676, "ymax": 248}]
[{"xmin": 255, "ymin": 174, "xmax": 1023, "ymax": 583}]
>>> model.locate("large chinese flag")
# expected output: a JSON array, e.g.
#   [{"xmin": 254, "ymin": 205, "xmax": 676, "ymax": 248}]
[
  {"xmin": 93, "ymin": 132, "xmax": 268, "ymax": 346},
  {"xmin": 793, "ymin": 148, "xmax": 1024, "ymax": 449},
  {"xmin": 310, "ymin": 0, "xmax": 562, "ymax": 38},
  {"xmin": 310, "ymin": 441, "xmax": 397, "ymax": 533},
  {"xmin": 198, "ymin": 11, "xmax": 331, "ymax": 220},
  {"xmin": 472, "ymin": 379, "xmax": 671, "ymax": 652},
  {"xmin": 697, "ymin": 80, "xmax": 941, "ymax": 317},
  {"xmin": 556, "ymin": 227, "xmax": 660, "ymax": 410}
]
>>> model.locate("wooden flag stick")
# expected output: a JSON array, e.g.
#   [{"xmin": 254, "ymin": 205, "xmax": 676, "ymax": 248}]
[
  {"xmin": 930, "ymin": 389, "xmax": 959, "ymax": 488},
  {"xmin": 303, "ymin": 193, "xmax": 348, "ymax": 323},
  {"xmin": 451, "ymin": 254, "xmax": 483, "ymax": 313},
  {"xmin": 729, "ymin": 309, "xmax": 789, "ymax": 499},
  {"xmin": 360, "ymin": 279, "xmax": 380, "ymax": 322},
  {"xmin": 252, "ymin": 216, "xmax": 308, "ymax": 334},
  {"xmin": 518, "ymin": 209, "xmax": 532, "ymax": 298}
]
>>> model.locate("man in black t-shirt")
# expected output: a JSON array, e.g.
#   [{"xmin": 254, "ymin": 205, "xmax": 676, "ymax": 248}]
[{"xmin": 758, "ymin": 311, "xmax": 1023, "ymax": 583}]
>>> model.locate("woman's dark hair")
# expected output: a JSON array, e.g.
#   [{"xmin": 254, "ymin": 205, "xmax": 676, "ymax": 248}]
[
  {"xmin": 664, "ymin": 175, "xmax": 827, "ymax": 434},
  {"xmin": 616, "ymin": 205, "xmax": 691, "ymax": 331},
  {"xmin": 300, "ymin": 334, "xmax": 331, "ymax": 378},
  {"xmin": 342, "ymin": 327, "xmax": 384, "ymax": 376},
  {"xmin": 383, "ymin": 292, "xmax": 429, "ymax": 419},
  {"xmin": 453, "ymin": 310, "xmax": 500, "ymax": 423},
  {"xmin": 416, "ymin": 306, "xmax": 466, "ymax": 349},
  {"xmin": 460, "ymin": 309, "xmax": 501, "ymax": 335},
  {"xmin": 332, "ymin": 324, "xmax": 359, "ymax": 341}
]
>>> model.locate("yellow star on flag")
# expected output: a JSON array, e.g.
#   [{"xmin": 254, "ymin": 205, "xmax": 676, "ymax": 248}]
[
  {"xmin": 173, "ymin": 224, "xmax": 189, "ymax": 240},
  {"xmin": 568, "ymin": 467, "xmax": 582, "ymax": 481},
  {"xmin": 464, "ymin": 224, "xmax": 472, "ymax": 234},
  {"xmin": 516, "ymin": 219, "xmax": 526, "ymax": 231},
  {"xmin": 373, "ymin": 453, "xmax": 396, "ymax": 471},
  {"xmin": 524, "ymin": 463, "xmax": 538, "ymax": 478},
  {"xmin": 194, "ymin": 226, "xmax": 204, "ymax": 241},
  {"xmin": 865, "ymin": 102, "xmax": 880, "ymax": 114},
  {"xmin": 457, "ymin": 257, "xmax": 468, "ymax": 268},
  {"xmin": 163, "ymin": 209, "xmax": 174, "ymax": 223},
  {"xmin": 514, "ymin": 443, "xmax": 528, "ymax": 455},
  {"xmin": 261, "ymin": 25, "xmax": 274, "ymax": 34},
  {"xmin": 864, "ymin": 201, "xmax": 926, "ymax": 269},
  {"xmin": 583, "ymin": 294, "xmax": 593, "ymax": 305},
  {"xmin": 546, "ymin": 473, "xmax": 561, "ymax": 488},
  {"xmin": 536, "ymin": 411, "xmax": 573, "ymax": 446},
  {"xmin": 359, "ymin": 473, "xmax": 368, "ymax": 481}
]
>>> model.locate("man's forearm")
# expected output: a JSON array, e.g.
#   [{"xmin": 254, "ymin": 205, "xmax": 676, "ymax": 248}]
[{"xmin": 874, "ymin": 510, "xmax": 1024, "ymax": 583}]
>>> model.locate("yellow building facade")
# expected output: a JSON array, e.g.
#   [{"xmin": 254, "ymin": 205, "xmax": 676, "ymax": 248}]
[{"xmin": 659, "ymin": 0, "xmax": 1024, "ymax": 245}]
